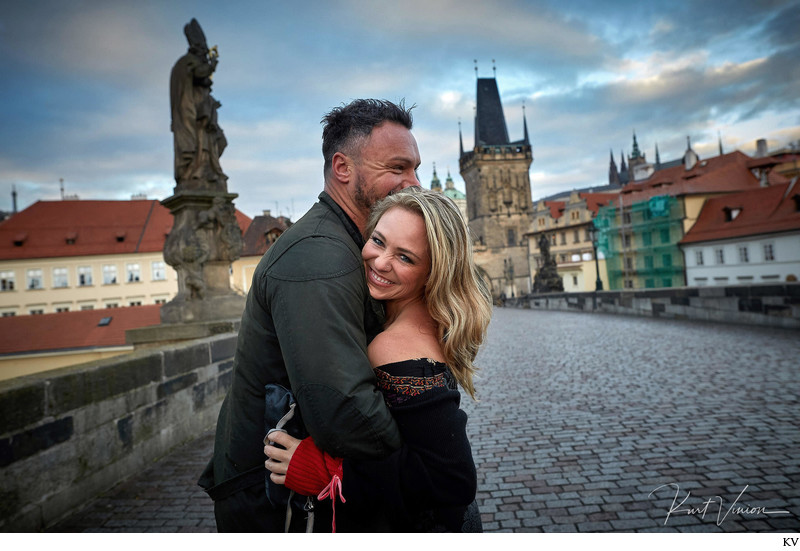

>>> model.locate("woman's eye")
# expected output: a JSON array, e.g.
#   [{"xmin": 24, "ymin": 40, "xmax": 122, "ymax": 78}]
[
  {"xmin": 371, "ymin": 236, "xmax": 384, "ymax": 247},
  {"xmin": 400, "ymin": 254, "xmax": 413, "ymax": 264}
]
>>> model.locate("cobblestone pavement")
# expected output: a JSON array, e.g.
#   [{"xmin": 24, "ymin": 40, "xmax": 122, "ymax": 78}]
[{"xmin": 49, "ymin": 309, "xmax": 800, "ymax": 533}]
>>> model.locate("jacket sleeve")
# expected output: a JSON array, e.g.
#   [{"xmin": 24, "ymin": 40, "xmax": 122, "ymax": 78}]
[
  {"xmin": 265, "ymin": 235, "xmax": 402, "ymax": 460},
  {"xmin": 340, "ymin": 386, "xmax": 477, "ymax": 516}
]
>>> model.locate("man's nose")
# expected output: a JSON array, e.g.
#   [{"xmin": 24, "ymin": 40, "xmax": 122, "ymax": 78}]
[{"xmin": 401, "ymin": 169, "xmax": 420, "ymax": 189}]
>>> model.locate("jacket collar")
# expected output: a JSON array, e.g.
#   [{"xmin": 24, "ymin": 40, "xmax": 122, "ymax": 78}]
[{"xmin": 318, "ymin": 191, "xmax": 365, "ymax": 249}]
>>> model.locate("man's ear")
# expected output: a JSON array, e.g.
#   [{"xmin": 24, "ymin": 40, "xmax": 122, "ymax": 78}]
[{"xmin": 331, "ymin": 152, "xmax": 352, "ymax": 184}]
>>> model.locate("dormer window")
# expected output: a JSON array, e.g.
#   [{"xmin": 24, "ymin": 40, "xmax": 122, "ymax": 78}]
[
  {"xmin": 723, "ymin": 207, "xmax": 741, "ymax": 221},
  {"xmin": 115, "ymin": 230, "xmax": 126, "ymax": 242},
  {"xmin": 66, "ymin": 231, "xmax": 78, "ymax": 245},
  {"xmin": 13, "ymin": 232, "xmax": 27, "ymax": 247}
]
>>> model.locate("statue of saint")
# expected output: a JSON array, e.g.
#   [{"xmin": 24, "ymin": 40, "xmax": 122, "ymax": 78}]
[{"xmin": 170, "ymin": 19, "xmax": 227, "ymax": 187}]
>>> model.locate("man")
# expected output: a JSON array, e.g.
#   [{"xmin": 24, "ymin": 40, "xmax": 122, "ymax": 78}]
[{"xmin": 199, "ymin": 99, "xmax": 421, "ymax": 531}]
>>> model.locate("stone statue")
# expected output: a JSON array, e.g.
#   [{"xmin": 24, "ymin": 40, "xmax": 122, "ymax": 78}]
[
  {"xmin": 170, "ymin": 18, "xmax": 227, "ymax": 188},
  {"xmin": 533, "ymin": 234, "xmax": 564, "ymax": 293},
  {"xmin": 159, "ymin": 19, "xmax": 244, "ymax": 325}
]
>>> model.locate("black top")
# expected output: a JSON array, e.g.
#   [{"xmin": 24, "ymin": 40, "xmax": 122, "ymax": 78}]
[{"xmin": 334, "ymin": 358, "xmax": 482, "ymax": 532}]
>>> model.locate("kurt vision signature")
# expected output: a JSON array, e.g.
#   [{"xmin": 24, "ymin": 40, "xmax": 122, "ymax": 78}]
[{"xmin": 649, "ymin": 483, "xmax": 792, "ymax": 526}]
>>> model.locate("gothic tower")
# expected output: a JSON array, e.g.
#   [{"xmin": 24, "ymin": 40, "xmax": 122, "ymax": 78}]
[{"xmin": 459, "ymin": 76, "xmax": 533, "ymax": 298}]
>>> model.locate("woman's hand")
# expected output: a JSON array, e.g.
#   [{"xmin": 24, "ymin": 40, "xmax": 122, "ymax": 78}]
[{"xmin": 264, "ymin": 430, "xmax": 302, "ymax": 485}]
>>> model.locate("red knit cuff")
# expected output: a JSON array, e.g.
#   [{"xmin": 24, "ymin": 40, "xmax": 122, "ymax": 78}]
[{"xmin": 285, "ymin": 437, "xmax": 344, "ymax": 497}]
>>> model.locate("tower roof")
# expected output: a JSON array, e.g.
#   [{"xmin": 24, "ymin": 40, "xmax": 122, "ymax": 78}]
[{"xmin": 475, "ymin": 78, "xmax": 510, "ymax": 146}]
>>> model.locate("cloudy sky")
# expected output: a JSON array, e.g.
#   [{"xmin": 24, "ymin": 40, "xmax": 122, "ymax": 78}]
[{"xmin": 2, "ymin": 0, "xmax": 798, "ymax": 220}]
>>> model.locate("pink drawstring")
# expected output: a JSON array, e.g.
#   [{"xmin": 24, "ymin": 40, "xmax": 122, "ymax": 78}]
[{"xmin": 317, "ymin": 475, "xmax": 346, "ymax": 533}]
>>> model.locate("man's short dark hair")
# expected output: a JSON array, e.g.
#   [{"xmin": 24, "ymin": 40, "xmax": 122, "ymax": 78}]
[{"xmin": 321, "ymin": 99, "xmax": 414, "ymax": 178}]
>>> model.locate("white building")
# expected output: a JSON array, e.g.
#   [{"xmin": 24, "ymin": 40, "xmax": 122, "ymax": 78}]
[{"xmin": 680, "ymin": 181, "xmax": 800, "ymax": 286}]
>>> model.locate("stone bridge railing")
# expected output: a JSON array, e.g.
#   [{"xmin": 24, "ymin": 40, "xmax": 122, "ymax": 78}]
[
  {"xmin": 504, "ymin": 283, "xmax": 800, "ymax": 329},
  {"xmin": 0, "ymin": 330, "xmax": 236, "ymax": 531}
]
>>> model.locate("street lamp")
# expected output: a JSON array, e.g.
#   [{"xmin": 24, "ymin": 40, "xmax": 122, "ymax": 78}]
[{"xmin": 589, "ymin": 220, "xmax": 603, "ymax": 292}]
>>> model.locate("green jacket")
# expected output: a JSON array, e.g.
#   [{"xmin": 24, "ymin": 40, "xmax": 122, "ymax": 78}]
[{"xmin": 202, "ymin": 192, "xmax": 401, "ymax": 500}]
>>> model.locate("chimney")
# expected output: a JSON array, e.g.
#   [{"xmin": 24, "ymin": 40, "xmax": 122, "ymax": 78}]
[
  {"xmin": 263, "ymin": 209, "xmax": 271, "ymax": 217},
  {"xmin": 756, "ymin": 139, "xmax": 768, "ymax": 157}
]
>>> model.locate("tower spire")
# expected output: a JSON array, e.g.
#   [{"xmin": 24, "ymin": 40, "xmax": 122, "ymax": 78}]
[
  {"xmin": 718, "ymin": 131, "xmax": 724, "ymax": 155},
  {"xmin": 655, "ymin": 142, "xmax": 661, "ymax": 167},
  {"xmin": 459, "ymin": 119, "xmax": 464, "ymax": 157},
  {"xmin": 609, "ymin": 149, "xmax": 620, "ymax": 186},
  {"xmin": 522, "ymin": 101, "xmax": 529, "ymax": 145}
]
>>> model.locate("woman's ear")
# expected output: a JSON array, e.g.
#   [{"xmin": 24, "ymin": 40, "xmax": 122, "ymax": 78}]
[{"xmin": 331, "ymin": 152, "xmax": 352, "ymax": 184}]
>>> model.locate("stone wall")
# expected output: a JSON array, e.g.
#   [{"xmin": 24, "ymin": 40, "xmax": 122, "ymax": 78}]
[
  {"xmin": 0, "ymin": 331, "xmax": 236, "ymax": 531},
  {"xmin": 509, "ymin": 283, "xmax": 800, "ymax": 329}
]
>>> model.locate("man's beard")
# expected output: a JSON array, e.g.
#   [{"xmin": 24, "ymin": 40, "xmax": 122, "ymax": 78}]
[{"xmin": 353, "ymin": 171, "xmax": 383, "ymax": 213}]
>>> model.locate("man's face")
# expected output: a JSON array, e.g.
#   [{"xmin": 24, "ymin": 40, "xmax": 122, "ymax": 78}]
[{"xmin": 351, "ymin": 122, "xmax": 421, "ymax": 215}]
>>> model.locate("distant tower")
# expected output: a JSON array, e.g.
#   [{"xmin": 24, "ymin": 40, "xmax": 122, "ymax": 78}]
[
  {"xmin": 609, "ymin": 149, "xmax": 620, "ymax": 186},
  {"xmin": 683, "ymin": 136, "xmax": 699, "ymax": 170},
  {"xmin": 430, "ymin": 163, "xmax": 442, "ymax": 192},
  {"xmin": 459, "ymin": 72, "xmax": 533, "ymax": 297},
  {"xmin": 12, "ymin": 184, "xmax": 18, "ymax": 214}
]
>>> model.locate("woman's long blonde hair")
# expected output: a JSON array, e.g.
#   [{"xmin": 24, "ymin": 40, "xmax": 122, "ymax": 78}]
[{"xmin": 366, "ymin": 187, "xmax": 492, "ymax": 400}]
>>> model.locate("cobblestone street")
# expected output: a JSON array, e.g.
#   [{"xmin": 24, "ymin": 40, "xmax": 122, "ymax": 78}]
[{"xmin": 49, "ymin": 308, "xmax": 800, "ymax": 532}]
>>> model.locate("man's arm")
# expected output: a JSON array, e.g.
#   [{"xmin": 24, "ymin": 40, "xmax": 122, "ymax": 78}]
[{"xmin": 267, "ymin": 235, "xmax": 401, "ymax": 459}]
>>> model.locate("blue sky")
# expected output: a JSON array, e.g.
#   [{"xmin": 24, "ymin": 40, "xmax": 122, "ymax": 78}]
[{"xmin": 1, "ymin": 0, "xmax": 798, "ymax": 219}]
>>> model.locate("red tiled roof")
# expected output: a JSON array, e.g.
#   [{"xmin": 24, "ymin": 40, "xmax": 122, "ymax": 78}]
[
  {"xmin": 578, "ymin": 192, "xmax": 619, "ymax": 215},
  {"xmin": 544, "ymin": 201, "xmax": 565, "ymax": 219},
  {"xmin": 616, "ymin": 151, "xmax": 786, "ymax": 204},
  {"xmin": 0, "ymin": 200, "xmax": 252, "ymax": 261},
  {"xmin": 0, "ymin": 304, "xmax": 161, "ymax": 355},
  {"xmin": 241, "ymin": 214, "xmax": 291, "ymax": 257},
  {"xmin": 680, "ymin": 181, "xmax": 800, "ymax": 244}
]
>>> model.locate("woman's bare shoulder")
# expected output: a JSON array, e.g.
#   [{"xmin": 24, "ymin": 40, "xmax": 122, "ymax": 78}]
[{"xmin": 367, "ymin": 324, "xmax": 444, "ymax": 367}]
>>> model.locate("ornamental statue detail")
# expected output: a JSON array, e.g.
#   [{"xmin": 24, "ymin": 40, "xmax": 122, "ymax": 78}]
[{"xmin": 161, "ymin": 18, "xmax": 244, "ymax": 324}]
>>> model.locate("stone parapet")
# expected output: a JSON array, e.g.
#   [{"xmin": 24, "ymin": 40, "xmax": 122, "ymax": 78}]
[
  {"xmin": 511, "ymin": 283, "xmax": 800, "ymax": 329},
  {"xmin": 0, "ymin": 331, "xmax": 235, "ymax": 531}
]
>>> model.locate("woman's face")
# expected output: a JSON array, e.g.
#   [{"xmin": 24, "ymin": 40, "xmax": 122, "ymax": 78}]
[{"xmin": 362, "ymin": 206, "xmax": 431, "ymax": 305}]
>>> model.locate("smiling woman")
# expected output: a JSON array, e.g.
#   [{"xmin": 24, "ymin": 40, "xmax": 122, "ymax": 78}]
[{"xmin": 264, "ymin": 187, "xmax": 493, "ymax": 532}]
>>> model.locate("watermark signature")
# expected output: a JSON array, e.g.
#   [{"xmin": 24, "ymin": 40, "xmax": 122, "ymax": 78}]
[{"xmin": 649, "ymin": 483, "xmax": 792, "ymax": 526}]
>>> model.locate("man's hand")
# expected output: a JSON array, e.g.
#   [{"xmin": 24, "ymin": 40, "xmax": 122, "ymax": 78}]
[{"xmin": 264, "ymin": 430, "xmax": 302, "ymax": 485}]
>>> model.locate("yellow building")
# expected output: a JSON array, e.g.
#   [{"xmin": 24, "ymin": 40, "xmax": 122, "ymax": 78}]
[
  {"xmin": 526, "ymin": 191, "xmax": 615, "ymax": 292},
  {"xmin": 230, "ymin": 209, "xmax": 291, "ymax": 295},
  {"xmin": 0, "ymin": 199, "xmax": 251, "ymax": 316}
]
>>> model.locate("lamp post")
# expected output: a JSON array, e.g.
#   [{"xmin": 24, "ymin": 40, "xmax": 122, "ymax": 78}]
[{"xmin": 589, "ymin": 220, "xmax": 603, "ymax": 310}]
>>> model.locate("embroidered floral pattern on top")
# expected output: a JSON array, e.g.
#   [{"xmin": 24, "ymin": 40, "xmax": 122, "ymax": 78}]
[{"xmin": 374, "ymin": 358, "xmax": 454, "ymax": 407}]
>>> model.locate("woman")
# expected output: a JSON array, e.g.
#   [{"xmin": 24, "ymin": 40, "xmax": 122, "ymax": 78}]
[{"xmin": 265, "ymin": 186, "xmax": 492, "ymax": 532}]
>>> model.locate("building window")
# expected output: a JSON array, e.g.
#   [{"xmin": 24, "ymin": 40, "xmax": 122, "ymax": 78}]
[
  {"xmin": 572, "ymin": 275, "xmax": 578, "ymax": 286},
  {"xmin": 560, "ymin": 232, "xmax": 566, "ymax": 245},
  {"xmin": 55, "ymin": 306, "xmax": 70, "ymax": 313},
  {"xmin": 550, "ymin": 234, "xmax": 557, "ymax": 246},
  {"xmin": 129, "ymin": 300, "xmax": 142, "ymax": 306},
  {"xmin": 154, "ymin": 298, "xmax": 167, "ymax": 305},
  {"xmin": 559, "ymin": 254, "xmax": 566, "ymax": 263},
  {"xmin": 660, "ymin": 229, "xmax": 670, "ymax": 244},
  {"xmin": 53, "ymin": 267, "xmax": 68, "ymax": 288},
  {"xmin": 105, "ymin": 302, "xmax": 119, "ymax": 309},
  {"xmin": 78, "ymin": 266, "xmax": 93, "ymax": 286},
  {"xmin": 0, "ymin": 271, "xmax": 14, "ymax": 291},
  {"xmin": 103, "ymin": 265, "xmax": 118, "ymax": 285},
  {"xmin": 152, "ymin": 261, "xmax": 167, "ymax": 281},
  {"xmin": 645, "ymin": 278, "xmax": 655, "ymax": 289},
  {"xmin": 625, "ymin": 257, "xmax": 634, "ymax": 270},
  {"xmin": 573, "ymin": 230, "xmax": 580, "ymax": 244},
  {"xmin": 623, "ymin": 212, "xmax": 631, "ymax": 224},
  {"xmin": 584, "ymin": 228, "xmax": 591, "ymax": 242},
  {"xmin": 695, "ymin": 250, "xmax": 704, "ymax": 266},
  {"xmin": 126, "ymin": 263, "xmax": 141, "ymax": 283},
  {"xmin": 662, "ymin": 278, "xmax": 672, "ymax": 288},
  {"xmin": 622, "ymin": 233, "xmax": 631, "ymax": 248},
  {"xmin": 715, "ymin": 248, "xmax": 725, "ymax": 265},
  {"xmin": 624, "ymin": 279, "xmax": 634, "ymax": 289},
  {"xmin": 80, "ymin": 304, "xmax": 94, "ymax": 311},
  {"xmin": 30, "ymin": 309, "xmax": 44, "ymax": 315},
  {"xmin": 662, "ymin": 254, "xmax": 672, "ymax": 267},
  {"xmin": 763, "ymin": 243, "xmax": 775, "ymax": 262},
  {"xmin": 738, "ymin": 246, "xmax": 749, "ymax": 263},
  {"xmin": 507, "ymin": 229, "xmax": 516, "ymax": 247},
  {"xmin": 644, "ymin": 256, "xmax": 654, "ymax": 269},
  {"xmin": 27, "ymin": 269, "xmax": 43, "ymax": 290},
  {"xmin": 1, "ymin": 311, "xmax": 16, "ymax": 317},
  {"xmin": 642, "ymin": 232, "xmax": 652, "ymax": 246}
]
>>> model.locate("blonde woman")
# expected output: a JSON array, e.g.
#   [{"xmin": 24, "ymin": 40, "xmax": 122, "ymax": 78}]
[{"xmin": 265, "ymin": 187, "xmax": 492, "ymax": 532}]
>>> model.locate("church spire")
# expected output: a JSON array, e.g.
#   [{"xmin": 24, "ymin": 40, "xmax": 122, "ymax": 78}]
[
  {"xmin": 430, "ymin": 162, "xmax": 442, "ymax": 192},
  {"xmin": 620, "ymin": 150, "xmax": 627, "ymax": 173},
  {"xmin": 609, "ymin": 149, "xmax": 620, "ymax": 186},
  {"xmin": 655, "ymin": 142, "xmax": 661, "ymax": 168},
  {"xmin": 631, "ymin": 131, "xmax": 642, "ymax": 160},
  {"xmin": 718, "ymin": 131, "xmax": 724, "ymax": 155}
]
